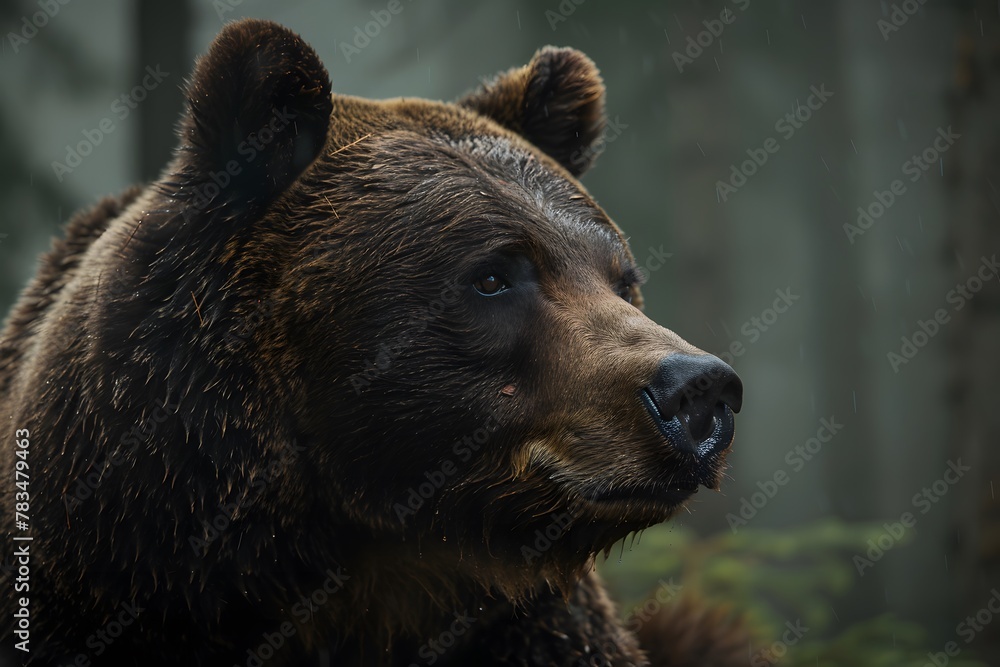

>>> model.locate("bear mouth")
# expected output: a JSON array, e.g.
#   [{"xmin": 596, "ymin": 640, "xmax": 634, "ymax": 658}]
[
  {"xmin": 582, "ymin": 479, "xmax": 701, "ymax": 509},
  {"xmin": 564, "ymin": 405, "xmax": 734, "ymax": 514}
]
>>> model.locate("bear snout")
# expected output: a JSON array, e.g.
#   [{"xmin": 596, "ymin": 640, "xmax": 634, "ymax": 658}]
[{"xmin": 640, "ymin": 353, "xmax": 743, "ymax": 460}]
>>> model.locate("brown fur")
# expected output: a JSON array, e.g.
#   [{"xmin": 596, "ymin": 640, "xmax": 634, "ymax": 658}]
[
  {"xmin": 458, "ymin": 46, "xmax": 608, "ymax": 176},
  {"xmin": 636, "ymin": 593, "xmax": 753, "ymax": 667},
  {"xmin": 0, "ymin": 187, "xmax": 141, "ymax": 399},
  {"xmin": 0, "ymin": 19, "xmax": 748, "ymax": 667}
]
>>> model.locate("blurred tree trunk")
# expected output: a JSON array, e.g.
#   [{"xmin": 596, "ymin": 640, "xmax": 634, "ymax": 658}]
[
  {"xmin": 136, "ymin": 0, "xmax": 192, "ymax": 182},
  {"xmin": 946, "ymin": 1, "xmax": 1000, "ymax": 659},
  {"xmin": 832, "ymin": 0, "xmax": 966, "ymax": 636}
]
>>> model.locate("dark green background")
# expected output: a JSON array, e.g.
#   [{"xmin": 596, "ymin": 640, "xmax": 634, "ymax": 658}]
[{"xmin": 2, "ymin": 1, "xmax": 998, "ymax": 663}]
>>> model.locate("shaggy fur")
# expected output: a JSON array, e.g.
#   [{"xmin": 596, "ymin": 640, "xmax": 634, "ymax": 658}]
[{"xmin": 0, "ymin": 19, "xmax": 747, "ymax": 667}]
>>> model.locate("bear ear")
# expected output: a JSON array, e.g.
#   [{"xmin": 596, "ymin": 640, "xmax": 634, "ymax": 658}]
[
  {"xmin": 172, "ymin": 19, "xmax": 332, "ymax": 212},
  {"xmin": 457, "ymin": 46, "xmax": 607, "ymax": 177}
]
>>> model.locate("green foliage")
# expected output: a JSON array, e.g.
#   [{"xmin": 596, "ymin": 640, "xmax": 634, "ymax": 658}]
[{"xmin": 597, "ymin": 519, "xmax": 986, "ymax": 667}]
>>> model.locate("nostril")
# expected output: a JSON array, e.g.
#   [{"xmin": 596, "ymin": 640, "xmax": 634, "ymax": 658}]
[{"xmin": 679, "ymin": 397, "xmax": 717, "ymax": 442}]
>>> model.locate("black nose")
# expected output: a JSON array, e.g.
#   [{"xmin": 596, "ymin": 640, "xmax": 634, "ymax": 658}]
[{"xmin": 640, "ymin": 353, "xmax": 743, "ymax": 458}]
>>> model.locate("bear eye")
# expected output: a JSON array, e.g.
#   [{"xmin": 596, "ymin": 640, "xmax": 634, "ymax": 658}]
[
  {"xmin": 616, "ymin": 282, "xmax": 633, "ymax": 305},
  {"xmin": 473, "ymin": 274, "xmax": 508, "ymax": 296},
  {"xmin": 617, "ymin": 267, "xmax": 643, "ymax": 305}
]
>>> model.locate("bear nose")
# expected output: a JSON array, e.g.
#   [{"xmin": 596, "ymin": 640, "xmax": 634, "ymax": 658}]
[{"xmin": 640, "ymin": 353, "xmax": 743, "ymax": 458}]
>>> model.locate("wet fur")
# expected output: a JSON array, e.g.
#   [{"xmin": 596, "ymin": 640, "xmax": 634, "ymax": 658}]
[{"xmin": 0, "ymin": 19, "xmax": 748, "ymax": 667}]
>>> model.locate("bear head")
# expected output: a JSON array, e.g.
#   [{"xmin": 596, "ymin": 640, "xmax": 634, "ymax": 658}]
[{"xmin": 93, "ymin": 18, "xmax": 742, "ymax": 602}]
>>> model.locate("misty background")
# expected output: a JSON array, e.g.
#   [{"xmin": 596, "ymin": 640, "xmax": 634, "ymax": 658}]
[{"xmin": 1, "ymin": 0, "xmax": 998, "ymax": 663}]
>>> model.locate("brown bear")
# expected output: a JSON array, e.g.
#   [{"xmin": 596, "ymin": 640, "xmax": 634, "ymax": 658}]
[{"xmin": 0, "ymin": 19, "xmax": 745, "ymax": 667}]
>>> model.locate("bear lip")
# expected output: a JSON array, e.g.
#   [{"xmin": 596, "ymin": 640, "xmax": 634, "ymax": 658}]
[{"xmin": 578, "ymin": 476, "xmax": 701, "ymax": 509}]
